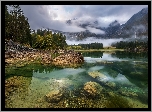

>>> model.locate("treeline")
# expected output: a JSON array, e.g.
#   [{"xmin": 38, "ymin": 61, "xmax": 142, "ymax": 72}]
[
  {"xmin": 82, "ymin": 51, "xmax": 103, "ymax": 58},
  {"xmin": 67, "ymin": 43, "xmax": 103, "ymax": 50},
  {"xmin": 111, "ymin": 41, "xmax": 148, "ymax": 52},
  {"xmin": 79, "ymin": 43, "xmax": 103, "ymax": 49},
  {"xmin": 5, "ymin": 5, "xmax": 67, "ymax": 50}
]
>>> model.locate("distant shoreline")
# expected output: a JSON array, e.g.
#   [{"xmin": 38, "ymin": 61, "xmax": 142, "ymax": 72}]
[{"xmin": 74, "ymin": 49, "xmax": 124, "ymax": 52}]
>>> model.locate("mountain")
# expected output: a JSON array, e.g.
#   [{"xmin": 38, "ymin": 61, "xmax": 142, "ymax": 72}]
[
  {"xmin": 104, "ymin": 20, "xmax": 121, "ymax": 38},
  {"xmin": 64, "ymin": 19, "xmax": 107, "ymax": 40},
  {"xmin": 112, "ymin": 7, "xmax": 148, "ymax": 38},
  {"xmin": 49, "ymin": 7, "xmax": 148, "ymax": 41}
]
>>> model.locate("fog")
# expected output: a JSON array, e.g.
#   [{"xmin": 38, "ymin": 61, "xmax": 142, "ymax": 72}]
[
  {"xmin": 86, "ymin": 27, "xmax": 105, "ymax": 34},
  {"xmin": 66, "ymin": 34, "xmax": 148, "ymax": 47},
  {"xmin": 66, "ymin": 37, "xmax": 123, "ymax": 47},
  {"xmin": 132, "ymin": 24, "xmax": 147, "ymax": 31}
]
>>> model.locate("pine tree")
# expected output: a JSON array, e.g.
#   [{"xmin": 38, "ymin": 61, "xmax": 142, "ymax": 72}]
[{"xmin": 5, "ymin": 5, "xmax": 31, "ymax": 45}]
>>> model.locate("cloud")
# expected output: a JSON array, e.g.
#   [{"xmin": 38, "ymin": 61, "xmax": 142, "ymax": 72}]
[
  {"xmin": 71, "ymin": 5, "xmax": 148, "ymax": 26},
  {"xmin": 18, "ymin": 5, "xmax": 148, "ymax": 32},
  {"xmin": 66, "ymin": 37, "xmax": 123, "ymax": 47},
  {"xmin": 86, "ymin": 27, "xmax": 105, "ymax": 34},
  {"xmin": 59, "ymin": 23, "xmax": 86, "ymax": 32},
  {"xmin": 18, "ymin": 5, "xmax": 86, "ymax": 32},
  {"xmin": 132, "ymin": 24, "xmax": 147, "ymax": 32},
  {"xmin": 72, "ymin": 15, "xmax": 96, "ymax": 25}
]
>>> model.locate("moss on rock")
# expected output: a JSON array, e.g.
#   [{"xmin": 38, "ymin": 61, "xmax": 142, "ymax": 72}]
[
  {"xmin": 83, "ymin": 81, "xmax": 103, "ymax": 97},
  {"xmin": 45, "ymin": 90, "xmax": 63, "ymax": 103},
  {"xmin": 88, "ymin": 71, "xmax": 106, "ymax": 79}
]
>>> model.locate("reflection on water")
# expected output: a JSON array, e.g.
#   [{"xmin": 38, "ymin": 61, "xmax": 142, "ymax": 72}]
[
  {"xmin": 33, "ymin": 68, "xmax": 86, "ymax": 80},
  {"xmin": 84, "ymin": 53, "xmax": 123, "ymax": 63},
  {"xmin": 112, "ymin": 51, "xmax": 148, "ymax": 59},
  {"xmin": 5, "ymin": 51, "xmax": 148, "ymax": 108},
  {"xmin": 113, "ymin": 73, "xmax": 134, "ymax": 85},
  {"xmin": 88, "ymin": 66, "xmax": 104, "ymax": 72}
]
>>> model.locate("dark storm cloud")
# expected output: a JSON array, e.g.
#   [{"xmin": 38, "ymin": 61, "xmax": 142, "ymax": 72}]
[
  {"xmin": 20, "ymin": 5, "xmax": 52, "ymax": 30},
  {"xmin": 70, "ymin": 5, "xmax": 143, "ymax": 18},
  {"xmin": 19, "ymin": 5, "xmax": 86, "ymax": 32},
  {"xmin": 73, "ymin": 5, "xmax": 147, "ymax": 26}
]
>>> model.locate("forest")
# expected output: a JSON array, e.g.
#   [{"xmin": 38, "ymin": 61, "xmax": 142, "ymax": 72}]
[
  {"xmin": 5, "ymin": 5, "xmax": 67, "ymax": 51},
  {"xmin": 111, "ymin": 41, "xmax": 148, "ymax": 52}
]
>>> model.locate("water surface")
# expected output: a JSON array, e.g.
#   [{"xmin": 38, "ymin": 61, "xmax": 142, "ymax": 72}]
[{"xmin": 5, "ymin": 51, "xmax": 148, "ymax": 108}]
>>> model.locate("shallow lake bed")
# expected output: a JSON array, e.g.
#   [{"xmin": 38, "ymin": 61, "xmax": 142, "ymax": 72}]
[{"xmin": 5, "ymin": 51, "xmax": 148, "ymax": 108}]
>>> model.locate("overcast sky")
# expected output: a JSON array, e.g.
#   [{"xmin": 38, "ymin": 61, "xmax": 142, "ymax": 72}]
[{"xmin": 18, "ymin": 5, "xmax": 147, "ymax": 32}]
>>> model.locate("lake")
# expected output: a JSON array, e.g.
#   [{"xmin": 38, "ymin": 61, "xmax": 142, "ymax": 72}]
[{"xmin": 5, "ymin": 51, "xmax": 148, "ymax": 108}]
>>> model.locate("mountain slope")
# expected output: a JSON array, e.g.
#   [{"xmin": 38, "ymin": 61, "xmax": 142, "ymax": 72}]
[
  {"xmin": 113, "ymin": 7, "xmax": 148, "ymax": 38},
  {"xmin": 50, "ymin": 7, "xmax": 148, "ymax": 41}
]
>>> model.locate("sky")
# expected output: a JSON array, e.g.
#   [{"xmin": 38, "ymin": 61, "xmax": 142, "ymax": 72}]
[{"xmin": 17, "ymin": 5, "xmax": 147, "ymax": 32}]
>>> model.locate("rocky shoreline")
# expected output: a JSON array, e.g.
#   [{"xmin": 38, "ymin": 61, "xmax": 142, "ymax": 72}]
[
  {"xmin": 52, "ymin": 50, "xmax": 84, "ymax": 68},
  {"xmin": 5, "ymin": 39, "xmax": 84, "ymax": 68}
]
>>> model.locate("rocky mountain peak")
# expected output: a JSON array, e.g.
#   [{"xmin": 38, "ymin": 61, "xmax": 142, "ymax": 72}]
[
  {"xmin": 141, "ymin": 7, "xmax": 148, "ymax": 14},
  {"xmin": 109, "ymin": 20, "xmax": 120, "ymax": 27}
]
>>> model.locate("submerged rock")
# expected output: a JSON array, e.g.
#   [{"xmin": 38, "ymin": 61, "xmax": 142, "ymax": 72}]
[
  {"xmin": 83, "ymin": 81, "xmax": 103, "ymax": 97},
  {"xmin": 45, "ymin": 90, "xmax": 63, "ymax": 103},
  {"xmin": 130, "ymin": 72, "xmax": 145, "ymax": 80},
  {"xmin": 5, "ymin": 76, "xmax": 32, "ymax": 108},
  {"xmin": 105, "ymin": 82, "xmax": 116, "ymax": 88},
  {"xmin": 118, "ymin": 87, "xmax": 138, "ymax": 97},
  {"xmin": 88, "ymin": 71, "xmax": 107, "ymax": 79}
]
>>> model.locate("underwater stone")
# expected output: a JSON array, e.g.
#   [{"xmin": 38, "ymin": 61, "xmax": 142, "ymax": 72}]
[
  {"xmin": 118, "ymin": 88, "xmax": 138, "ymax": 97},
  {"xmin": 83, "ymin": 81, "xmax": 103, "ymax": 97},
  {"xmin": 88, "ymin": 71, "xmax": 106, "ymax": 79},
  {"xmin": 105, "ymin": 82, "xmax": 116, "ymax": 88},
  {"xmin": 45, "ymin": 89, "xmax": 63, "ymax": 103},
  {"xmin": 130, "ymin": 72, "xmax": 144, "ymax": 78}
]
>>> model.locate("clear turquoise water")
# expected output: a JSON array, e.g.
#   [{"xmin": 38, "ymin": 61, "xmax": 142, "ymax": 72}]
[{"xmin": 5, "ymin": 51, "xmax": 148, "ymax": 108}]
